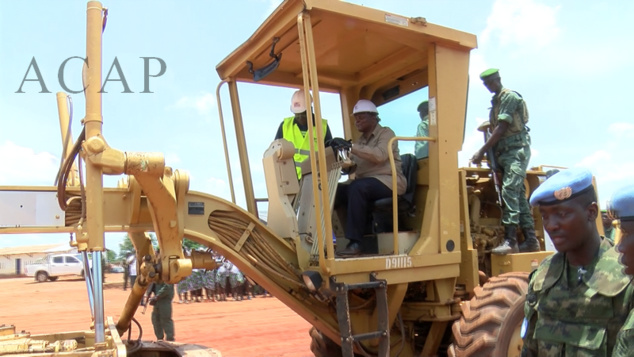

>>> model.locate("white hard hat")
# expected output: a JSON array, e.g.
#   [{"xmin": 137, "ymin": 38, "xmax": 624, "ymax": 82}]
[
  {"xmin": 352, "ymin": 99, "xmax": 378, "ymax": 114},
  {"xmin": 290, "ymin": 90, "xmax": 313, "ymax": 114}
]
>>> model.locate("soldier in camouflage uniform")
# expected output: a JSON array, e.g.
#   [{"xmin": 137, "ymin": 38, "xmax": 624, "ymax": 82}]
[
  {"xmin": 471, "ymin": 68, "xmax": 540, "ymax": 254},
  {"xmin": 149, "ymin": 281, "xmax": 175, "ymax": 341},
  {"xmin": 601, "ymin": 209, "xmax": 616, "ymax": 243},
  {"xmin": 521, "ymin": 169, "xmax": 634, "ymax": 357},
  {"xmin": 608, "ymin": 185, "xmax": 634, "ymax": 356}
]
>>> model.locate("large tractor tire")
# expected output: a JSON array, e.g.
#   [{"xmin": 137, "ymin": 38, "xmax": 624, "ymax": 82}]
[
  {"xmin": 309, "ymin": 327, "xmax": 363, "ymax": 357},
  {"xmin": 309, "ymin": 327, "xmax": 343, "ymax": 357},
  {"xmin": 448, "ymin": 272, "xmax": 528, "ymax": 357}
]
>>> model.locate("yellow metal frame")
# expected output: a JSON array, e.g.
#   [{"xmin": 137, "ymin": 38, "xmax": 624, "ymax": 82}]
[
  {"xmin": 0, "ymin": 1, "xmax": 561, "ymax": 356},
  {"xmin": 212, "ymin": 1, "xmax": 477, "ymax": 351}
]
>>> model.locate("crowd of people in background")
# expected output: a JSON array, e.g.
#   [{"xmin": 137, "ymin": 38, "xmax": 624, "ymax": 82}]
[
  {"xmin": 176, "ymin": 254, "xmax": 272, "ymax": 303},
  {"xmin": 122, "ymin": 249, "xmax": 271, "ymax": 303}
]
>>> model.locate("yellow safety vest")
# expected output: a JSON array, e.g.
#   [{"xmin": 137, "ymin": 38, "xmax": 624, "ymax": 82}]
[{"xmin": 281, "ymin": 116, "xmax": 328, "ymax": 179}]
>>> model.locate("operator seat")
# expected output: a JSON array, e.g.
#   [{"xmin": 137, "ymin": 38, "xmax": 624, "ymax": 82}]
[{"xmin": 371, "ymin": 153, "xmax": 418, "ymax": 233}]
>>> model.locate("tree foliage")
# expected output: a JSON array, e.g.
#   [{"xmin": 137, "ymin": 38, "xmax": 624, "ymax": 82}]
[
  {"xmin": 183, "ymin": 239, "xmax": 204, "ymax": 251},
  {"xmin": 117, "ymin": 233, "xmax": 158, "ymax": 261},
  {"xmin": 106, "ymin": 249, "xmax": 117, "ymax": 262},
  {"xmin": 117, "ymin": 233, "xmax": 204, "ymax": 261}
]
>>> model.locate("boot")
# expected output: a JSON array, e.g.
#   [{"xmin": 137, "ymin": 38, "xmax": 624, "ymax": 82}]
[
  {"xmin": 519, "ymin": 226, "xmax": 540, "ymax": 252},
  {"xmin": 337, "ymin": 241, "xmax": 362, "ymax": 257},
  {"xmin": 492, "ymin": 225, "xmax": 519, "ymax": 255}
]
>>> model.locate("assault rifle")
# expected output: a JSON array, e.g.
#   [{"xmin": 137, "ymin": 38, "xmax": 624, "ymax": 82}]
[
  {"xmin": 140, "ymin": 282, "xmax": 155, "ymax": 315},
  {"xmin": 477, "ymin": 122, "xmax": 503, "ymax": 206}
]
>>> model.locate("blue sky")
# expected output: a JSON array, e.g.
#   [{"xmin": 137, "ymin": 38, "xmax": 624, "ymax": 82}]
[{"xmin": 1, "ymin": 0, "xmax": 633, "ymax": 252}]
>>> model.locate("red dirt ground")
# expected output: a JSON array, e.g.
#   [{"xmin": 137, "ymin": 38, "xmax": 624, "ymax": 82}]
[{"xmin": 0, "ymin": 274, "xmax": 314, "ymax": 357}]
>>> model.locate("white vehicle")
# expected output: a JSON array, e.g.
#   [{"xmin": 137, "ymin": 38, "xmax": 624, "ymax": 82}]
[{"xmin": 24, "ymin": 253, "xmax": 91, "ymax": 282}]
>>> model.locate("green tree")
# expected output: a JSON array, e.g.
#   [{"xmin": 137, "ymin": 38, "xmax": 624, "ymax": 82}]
[
  {"xmin": 106, "ymin": 249, "xmax": 117, "ymax": 262},
  {"xmin": 118, "ymin": 233, "xmax": 158, "ymax": 261},
  {"xmin": 183, "ymin": 238, "xmax": 204, "ymax": 251},
  {"xmin": 117, "ymin": 234, "xmax": 204, "ymax": 260}
]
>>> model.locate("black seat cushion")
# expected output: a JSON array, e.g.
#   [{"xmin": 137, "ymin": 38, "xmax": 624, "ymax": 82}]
[{"xmin": 373, "ymin": 153, "xmax": 418, "ymax": 213}]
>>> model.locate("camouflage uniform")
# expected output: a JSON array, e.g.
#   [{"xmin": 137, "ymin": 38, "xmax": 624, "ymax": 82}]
[
  {"xmin": 122, "ymin": 259, "xmax": 129, "ymax": 291},
  {"xmin": 414, "ymin": 115, "xmax": 429, "ymax": 159},
  {"xmin": 604, "ymin": 225, "xmax": 615, "ymax": 244},
  {"xmin": 490, "ymin": 87, "xmax": 534, "ymax": 229},
  {"xmin": 521, "ymin": 239, "xmax": 634, "ymax": 356},
  {"xmin": 613, "ymin": 311, "xmax": 634, "ymax": 356},
  {"xmin": 151, "ymin": 282, "xmax": 175, "ymax": 341}
]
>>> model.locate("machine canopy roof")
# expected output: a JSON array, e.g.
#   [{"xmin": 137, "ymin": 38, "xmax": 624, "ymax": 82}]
[{"xmin": 216, "ymin": 0, "xmax": 477, "ymax": 105}]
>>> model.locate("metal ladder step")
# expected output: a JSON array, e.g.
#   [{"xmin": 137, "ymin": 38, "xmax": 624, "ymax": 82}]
[{"xmin": 335, "ymin": 276, "xmax": 389, "ymax": 357}]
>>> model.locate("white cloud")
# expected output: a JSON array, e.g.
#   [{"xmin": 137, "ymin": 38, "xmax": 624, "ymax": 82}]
[
  {"xmin": 574, "ymin": 148, "xmax": 634, "ymax": 206},
  {"xmin": 0, "ymin": 142, "xmax": 59, "ymax": 185},
  {"xmin": 549, "ymin": 45, "xmax": 633, "ymax": 77},
  {"xmin": 458, "ymin": 117, "xmax": 488, "ymax": 167},
  {"xmin": 480, "ymin": 0, "xmax": 561, "ymax": 50},
  {"xmin": 530, "ymin": 147, "xmax": 540, "ymax": 164},
  {"xmin": 468, "ymin": 51, "xmax": 489, "ymax": 80},
  {"xmin": 608, "ymin": 122, "xmax": 634, "ymax": 138},
  {"xmin": 576, "ymin": 150, "xmax": 611, "ymax": 168},
  {"xmin": 172, "ymin": 92, "xmax": 216, "ymax": 116}
]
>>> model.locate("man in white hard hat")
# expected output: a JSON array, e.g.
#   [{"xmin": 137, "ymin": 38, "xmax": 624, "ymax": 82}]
[
  {"xmin": 332, "ymin": 99, "xmax": 406, "ymax": 256},
  {"xmin": 274, "ymin": 89, "xmax": 332, "ymax": 179}
]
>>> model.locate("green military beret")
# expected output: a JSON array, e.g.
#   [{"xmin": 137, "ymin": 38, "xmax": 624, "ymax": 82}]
[{"xmin": 480, "ymin": 68, "xmax": 500, "ymax": 81}]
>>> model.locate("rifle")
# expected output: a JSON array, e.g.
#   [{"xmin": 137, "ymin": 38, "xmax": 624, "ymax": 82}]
[
  {"xmin": 141, "ymin": 282, "xmax": 155, "ymax": 315},
  {"xmin": 477, "ymin": 122, "xmax": 503, "ymax": 206}
]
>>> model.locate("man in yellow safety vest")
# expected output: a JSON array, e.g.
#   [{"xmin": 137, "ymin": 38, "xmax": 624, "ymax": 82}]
[{"xmin": 274, "ymin": 89, "xmax": 332, "ymax": 179}]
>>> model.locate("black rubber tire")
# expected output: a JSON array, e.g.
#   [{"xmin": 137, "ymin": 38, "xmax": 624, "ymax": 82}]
[
  {"xmin": 36, "ymin": 271, "xmax": 48, "ymax": 283},
  {"xmin": 309, "ymin": 327, "xmax": 343, "ymax": 357},
  {"xmin": 309, "ymin": 327, "xmax": 366, "ymax": 357},
  {"xmin": 48, "ymin": 276, "xmax": 59, "ymax": 282},
  {"xmin": 448, "ymin": 272, "xmax": 529, "ymax": 357}
]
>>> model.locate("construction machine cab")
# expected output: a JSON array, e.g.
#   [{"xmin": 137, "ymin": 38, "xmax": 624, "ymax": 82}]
[
  {"xmin": 216, "ymin": 0, "xmax": 476, "ymax": 251},
  {"xmin": 215, "ymin": 0, "xmax": 480, "ymax": 355}
]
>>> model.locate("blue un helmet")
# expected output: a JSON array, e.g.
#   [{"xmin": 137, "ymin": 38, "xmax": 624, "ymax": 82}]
[{"xmin": 529, "ymin": 168, "xmax": 593, "ymax": 206}]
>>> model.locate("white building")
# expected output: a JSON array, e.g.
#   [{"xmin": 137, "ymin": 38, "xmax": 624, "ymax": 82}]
[{"xmin": 0, "ymin": 244, "xmax": 77, "ymax": 276}]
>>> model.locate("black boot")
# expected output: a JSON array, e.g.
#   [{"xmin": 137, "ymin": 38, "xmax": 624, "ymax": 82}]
[
  {"xmin": 337, "ymin": 241, "xmax": 361, "ymax": 257},
  {"xmin": 492, "ymin": 225, "xmax": 519, "ymax": 255},
  {"xmin": 519, "ymin": 226, "xmax": 540, "ymax": 252}
]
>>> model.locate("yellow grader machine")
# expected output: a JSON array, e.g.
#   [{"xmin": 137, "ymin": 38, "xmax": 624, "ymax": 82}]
[{"xmin": 1, "ymin": 1, "xmax": 579, "ymax": 356}]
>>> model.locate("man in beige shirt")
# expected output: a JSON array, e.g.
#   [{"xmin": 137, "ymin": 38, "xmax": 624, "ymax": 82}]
[{"xmin": 332, "ymin": 99, "xmax": 406, "ymax": 257}]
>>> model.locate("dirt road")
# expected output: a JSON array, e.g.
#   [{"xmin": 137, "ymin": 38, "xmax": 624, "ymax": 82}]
[{"xmin": 0, "ymin": 274, "xmax": 313, "ymax": 357}]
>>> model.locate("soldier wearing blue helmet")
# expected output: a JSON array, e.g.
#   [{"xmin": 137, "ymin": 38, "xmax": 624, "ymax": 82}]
[
  {"xmin": 609, "ymin": 185, "xmax": 634, "ymax": 356},
  {"xmin": 520, "ymin": 168, "xmax": 634, "ymax": 357}
]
